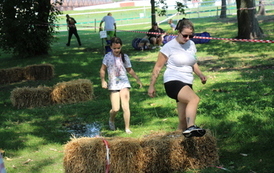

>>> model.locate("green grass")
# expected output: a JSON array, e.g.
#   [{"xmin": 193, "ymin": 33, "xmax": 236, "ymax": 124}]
[{"xmin": 1, "ymin": 11, "xmax": 274, "ymax": 173}]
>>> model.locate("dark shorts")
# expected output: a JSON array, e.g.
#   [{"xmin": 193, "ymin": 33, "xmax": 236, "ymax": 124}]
[
  {"xmin": 164, "ymin": 80, "xmax": 192, "ymax": 102},
  {"xmin": 109, "ymin": 87, "xmax": 130, "ymax": 93}
]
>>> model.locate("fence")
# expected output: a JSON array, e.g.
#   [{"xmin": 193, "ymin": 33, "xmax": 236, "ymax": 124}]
[{"xmin": 56, "ymin": 0, "xmax": 274, "ymax": 31}]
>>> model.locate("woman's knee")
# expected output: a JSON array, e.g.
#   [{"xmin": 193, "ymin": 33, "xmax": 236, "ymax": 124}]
[
  {"xmin": 178, "ymin": 87, "xmax": 200, "ymax": 103},
  {"xmin": 192, "ymin": 95, "xmax": 200, "ymax": 104}
]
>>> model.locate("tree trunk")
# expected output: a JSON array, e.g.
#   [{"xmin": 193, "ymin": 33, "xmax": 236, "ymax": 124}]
[
  {"xmin": 257, "ymin": 0, "xmax": 266, "ymax": 15},
  {"xmin": 236, "ymin": 0, "xmax": 264, "ymax": 39},
  {"xmin": 220, "ymin": 0, "xmax": 227, "ymax": 18},
  {"xmin": 34, "ymin": 0, "xmax": 51, "ymax": 55},
  {"xmin": 151, "ymin": 0, "xmax": 156, "ymax": 25}
]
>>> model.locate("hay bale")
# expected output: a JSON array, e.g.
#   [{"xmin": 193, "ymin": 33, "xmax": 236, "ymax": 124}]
[
  {"xmin": 64, "ymin": 137, "xmax": 143, "ymax": 173},
  {"xmin": 64, "ymin": 137, "xmax": 107, "ymax": 173},
  {"xmin": 64, "ymin": 131, "xmax": 219, "ymax": 173},
  {"xmin": 140, "ymin": 131, "xmax": 219, "ymax": 172},
  {"xmin": 0, "ymin": 67, "xmax": 25, "ymax": 84},
  {"xmin": 10, "ymin": 86, "xmax": 53, "ymax": 109},
  {"xmin": 140, "ymin": 131, "xmax": 186, "ymax": 172},
  {"xmin": 51, "ymin": 79, "xmax": 93, "ymax": 104},
  {"xmin": 107, "ymin": 137, "xmax": 143, "ymax": 173},
  {"xmin": 24, "ymin": 63, "xmax": 54, "ymax": 80}
]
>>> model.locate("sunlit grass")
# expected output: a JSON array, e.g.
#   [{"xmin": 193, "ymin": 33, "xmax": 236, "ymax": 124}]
[{"xmin": 1, "ymin": 9, "xmax": 274, "ymax": 173}]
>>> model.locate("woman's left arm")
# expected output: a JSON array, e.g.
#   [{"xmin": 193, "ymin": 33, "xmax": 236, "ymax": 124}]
[{"xmin": 193, "ymin": 63, "xmax": 207, "ymax": 84}]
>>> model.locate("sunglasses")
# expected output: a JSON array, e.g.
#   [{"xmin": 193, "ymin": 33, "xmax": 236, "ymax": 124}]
[{"xmin": 181, "ymin": 34, "xmax": 194, "ymax": 39}]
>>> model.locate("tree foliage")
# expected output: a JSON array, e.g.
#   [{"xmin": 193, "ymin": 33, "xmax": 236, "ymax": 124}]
[
  {"xmin": 0, "ymin": 0, "xmax": 62, "ymax": 58},
  {"xmin": 154, "ymin": 0, "xmax": 187, "ymax": 17}
]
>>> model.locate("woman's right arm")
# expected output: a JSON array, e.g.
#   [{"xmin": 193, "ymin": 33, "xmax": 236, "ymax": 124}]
[{"xmin": 148, "ymin": 52, "xmax": 167, "ymax": 97}]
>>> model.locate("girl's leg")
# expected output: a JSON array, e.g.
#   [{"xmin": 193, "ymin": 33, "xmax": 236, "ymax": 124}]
[
  {"xmin": 119, "ymin": 88, "xmax": 131, "ymax": 132},
  {"xmin": 109, "ymin": 92, "xmax": 120, "ymax": 130},
  {"xmin": 177, "ymin": 102, "xmax": 187, "ymax": 131},
  {"xmin": 177, "ymin": 86, "xmax": 200, "ymax": 128}
]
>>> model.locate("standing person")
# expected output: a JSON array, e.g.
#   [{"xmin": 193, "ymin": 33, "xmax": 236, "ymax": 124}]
[
  {"xmin": 66, "ymin": 14, "xmax": 81, "ymax": 46},
  {"xmin": 168, "ymin": 19, "xmax": 176, "ymax": 31},
  {"xmin": 100, "ymin": 37, "xmax": 142, "ymax": 134},
  {"xmin": 99, "ymin": 13, "xmax": 117, "ymax": 40},
  {"xmin": 147, "ymin": 22, "xmax": 166, "ymax": 49},
  {"xmin": 148, "ymin": 18, "xmax": 207, "ymax": 138}
]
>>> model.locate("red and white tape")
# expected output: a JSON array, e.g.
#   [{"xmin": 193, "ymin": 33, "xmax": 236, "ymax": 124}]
[
  {"xmin": 117, "ymin": 29, "xmax": 274, "ymax": 43},
  {"xmin": 102, "ymin": 139, "xmax": 110, "ymax": 173}
]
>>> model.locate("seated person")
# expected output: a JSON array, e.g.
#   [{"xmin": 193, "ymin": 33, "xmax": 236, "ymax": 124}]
[
  {"xmin": 168, "ymin": 19, "xmax": 176, "ymax": 32},
  {"xmin": 147, "ymin": 22, "xmax": 166, "ymax": 49},
  {"xmin": 138, "ymin": 36, "xmax": 151, "ymax": 50}
]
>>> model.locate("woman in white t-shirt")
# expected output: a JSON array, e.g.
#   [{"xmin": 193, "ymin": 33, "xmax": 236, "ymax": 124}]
[
  {"xmin": 148, "ymin": 18, "xmax": 207, "ymax": 138},
  {"xmin": 100, "ymin": 37, "xmax": 143, "ymax": 134}
]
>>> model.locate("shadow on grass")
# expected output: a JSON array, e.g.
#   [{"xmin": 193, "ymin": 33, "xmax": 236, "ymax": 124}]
[{"xmin": 1, "ymin": 18, "xmax": 274, "ymax": 172}]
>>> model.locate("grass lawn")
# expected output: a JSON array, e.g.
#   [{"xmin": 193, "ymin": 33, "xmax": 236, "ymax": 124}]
[{"xmin": 0, "ymin": 10, "xmax": 274, "ymax": 173}]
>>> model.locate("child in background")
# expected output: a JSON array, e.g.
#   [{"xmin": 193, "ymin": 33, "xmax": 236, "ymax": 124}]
[
  {"xmin": 168, "ymin": 19, "xmax": 176, "ymax": 32},
  {"xmin": 100, "ymin": 37, "xmax": 143, "ymax": 134}
]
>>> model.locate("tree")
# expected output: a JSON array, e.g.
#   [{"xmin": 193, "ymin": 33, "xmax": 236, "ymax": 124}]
[
  {"xmin": 236, "ymin": 0, "xmax": 264, "ymax": 39},
  {"xmin": 220, "ymin": 0, "xmax": 227, "ymax": 18},
  {"xmin": 0, "ymin": 0, "xmax": 62, "ymax": 58},
  {"xmin": 151, "ymin": 0, "xmax": 187, "ymax": 24}
]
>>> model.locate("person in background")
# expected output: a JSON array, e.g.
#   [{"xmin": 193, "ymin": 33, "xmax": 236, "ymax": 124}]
[
  {"xmin": 147, "ymin": 22, "xmax": 166, "ymax": 49},
  {"xmin": 66, "ymin": 14, "xmax": 81, "ymax": 46},
  {"xmin": 148, "ymin": 18, "xmax": 207, "ymax": 138},
  {"xmin": 168, "ymin": 19, "xmax": 176, "ymax": 31},
  {"xmin": 100, "ymin": 37, "xmax": 143, "ymax": 134},
  {"xmin": 138, "ymin": 36, "xmax": 151, "ymax": 51},
  {"xmin": 99, "ymin": 13, "xmax": 117, "ymax": 40}
]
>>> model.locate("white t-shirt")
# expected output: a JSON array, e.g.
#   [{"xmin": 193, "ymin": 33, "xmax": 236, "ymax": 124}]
[
  {"xmin": 101, "ymin": 16, "xmax": 115, "ymax": 31},
  {"xmin": 160, "ymin": 38, "xmax": 197, "ymax": 84},
  {"xmin": 103, "ymin": 52, "xmax": 132, "ymax": 90}
]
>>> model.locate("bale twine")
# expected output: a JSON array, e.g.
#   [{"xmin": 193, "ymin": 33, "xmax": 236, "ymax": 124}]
[
  {"xmin": 51, "ymin": 79, "xmax": 93, "ymax": 104},
  {"xmin": 24, "ymin": 63, "xmax": 54, "ymax": 80},
  {"xmin": 64, "ymin": 131, "xmax": 219, "ymax": 173},
  {"xmin": 0, "ymin": 67, "xmax": 25, "ymax": 84},
  {"xmin": 10, "ymin": 86, "xmax": 53, "ymax": 109}
]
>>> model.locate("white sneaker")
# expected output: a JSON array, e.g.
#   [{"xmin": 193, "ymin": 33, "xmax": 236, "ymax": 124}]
[{"xmin": 125, "ymin": 129, "xmax": 132, "ymax": 134}]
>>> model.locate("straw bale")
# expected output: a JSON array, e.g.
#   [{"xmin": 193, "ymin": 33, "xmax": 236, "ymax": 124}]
[
  {"xmin": 108, "ymin": 137, "xmax": 143, "ymax": 173},
  {"xmin": 51, "ymin": 79, "xmax": 93, "ymax": 104},
  {"xmin": 140, "ymin": 130, "xmax": 219, "ymax": 172},
  {"xmin": 10, "ymin": 86, "xmax": 53, "ymax": 109},
  {"xmin": 140, "ymin": 131, "xmax": 190, "ymax": 172},
  {"xmin": 182, "ymin": 130, "xmax": 219, "ymax": 169},
  {"xmin": 0, "ymin": 67, "xmax": 25, "ymax": 84},
  {"xmin": 64, "ymin": 137, "xmax": 143, "ymax": 173},
  {"xmin": 64, "ymin": 137, "xmax": 107, "ymax": 173},
  {"xmin": 64, "ymin": 131, "xmax": 218, "ymax": 173},
  {"xmin": 24, "ymin": 63, "xmax": 54, "ymax": 80}
]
